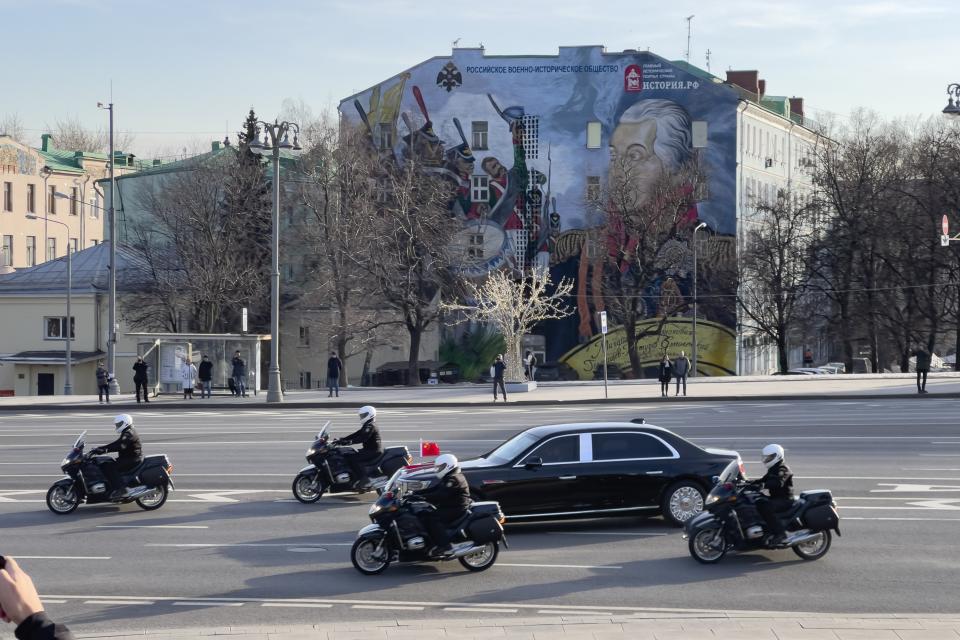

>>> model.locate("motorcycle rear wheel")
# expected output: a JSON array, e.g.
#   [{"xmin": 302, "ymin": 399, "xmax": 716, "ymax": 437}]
[
  {"xmin": 792, "ymin": 530, "xmax": 832, "ymax": 561},
  {"xmin": 292, "ymin": 473, "xmax": 325, "ymax": 503},
  {"xmin": 136, "ymin": 484, "xmax": 168, "ymax": 510},
  {"xmin": 351, "ymin": 537, "xmax": 391, "ymax": 575},
  {"xmin": 458, "ymin": 542, "xmax": 499, "ymax": 572},
  {"xmin": 46, "ymin": 483, "xmax": 80, "ymax": 515},
  {"xmin": 689, "ymin": 526, "xmax": 726, "ymax": 564}
]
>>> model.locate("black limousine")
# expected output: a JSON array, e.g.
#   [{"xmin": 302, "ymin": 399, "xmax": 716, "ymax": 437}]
[{"xmin": 460, "ymin": 422, "xmax": 741, "ymax": 526}]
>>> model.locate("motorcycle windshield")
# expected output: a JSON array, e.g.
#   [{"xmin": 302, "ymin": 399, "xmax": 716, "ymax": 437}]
[
  {"xmin": 315, "ymin": 421, "xmax": 330, "ymax": 441},
  {"xmin": 73, "ymin": 430, "xmax": 87, "ymax": 450},
  {"xmin": 717, "ymin": 459, "xmax": 739, "ymax": 484}
]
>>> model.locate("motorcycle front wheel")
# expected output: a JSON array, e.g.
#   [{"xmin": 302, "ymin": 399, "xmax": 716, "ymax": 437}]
[
  {"xmin": 292, "ymin": 473, "xmax": 325, "ymax": 503},
  {"xmin": 689, "ymin": 526, "xmax": 727, "ymax": 564},
  {"xmin": 458, "ymin": 542, "xmax": 499, "ymax": 572},
  {"xmin": 136, "ymin": 484, "xmax": 169, "ymax": 510},
  {"xmin": 46, "ymin": 483, "xmax": 81, "ymax": 515},
  {"xmin": 351, "ymin": 537, "xmax": 391, "ymax": 575},
  {"xmin": 792, "ymin": 530, "xmax": 832, "ymax": 561}
]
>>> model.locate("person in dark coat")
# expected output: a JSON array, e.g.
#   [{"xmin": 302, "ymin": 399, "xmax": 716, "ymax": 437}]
[
  {"xmin": 132, "ymin": 357, "xmax": 149, "ymax": 404},
  {"xmin": 914, "ymin": 348, "xmax": 931, "ymax": 394},
  {"xmin": 413, "ymin": 454, "xmax": 471, "ymax": 555},
  {"xmin": 197, "ymin": 355, "xmax": 213, "ymax": 399},
  {"xmin": 335, "ymin": 405, "xmax": 383, "ymax": 489},
  {"xmin": 231, "ymin": 351, "xmax": 248, "ymax": 398},
  {"xmin": 91, "ymin": 414, "xmax": 143, "ymax": 500},
  {"xmin": 492, "ymin": 354, "xmax": 507, "ymax": 402},
  {"xmin": 0, "ymin": 556, "xmax": 75, "ymax": 640},
  {"xmin": 327, "ymin": 352, "xmax": 343, "ymax": 397},
  {"xmin": 95, "ymin": 361, "xmax": 110, "ymax": 405},
  {"xmin": 658, "ymin": 356, "xmax": 672, "ymax": 398},
  {"xmin": 755, "ymin": 444, "xmax": 794, "ymax": 545},
  {"xmin": 673, "ymin": 351, "xmax": 691, "ymax": 397}
]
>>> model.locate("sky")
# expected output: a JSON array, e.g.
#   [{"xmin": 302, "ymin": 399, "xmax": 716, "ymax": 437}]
[{"xmin": 3, "ymin": 0, "xmax": 957, "ymax": 157}]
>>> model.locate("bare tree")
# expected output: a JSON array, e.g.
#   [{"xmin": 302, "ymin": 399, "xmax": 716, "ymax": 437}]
[
  {"xmin": 588, "ymin": 155, "xmax": 708, "ymax": 377},
  {"xmin": 0, "ymin": 113, "xmax": 26, "ymax": 144},
  {"xmin": 443, "ymin": 266, "xmax": 573, "ymax": 381},
  {"xmin": 45, "ymin": 115, "xmax": 136, "ymax": 153},
  {"xmin": 739, "ymin": 189, "xmax": 817, "ymax": 373}
]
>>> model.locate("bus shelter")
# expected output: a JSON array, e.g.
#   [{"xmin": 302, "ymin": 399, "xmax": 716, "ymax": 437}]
[{"xmin": 126, "ymin": 332, "xmax": 269, "ymax": 396}]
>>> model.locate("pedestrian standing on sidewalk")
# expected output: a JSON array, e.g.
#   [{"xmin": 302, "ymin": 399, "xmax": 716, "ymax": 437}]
[
  {"xmin": 492, "ymin": 354, "xmax": 507, "ymax": 402},
  {"xmin": 673, "ymin": 351, "xmax": 691, "ymax": 397},
  {"xmin": 658, "ymin": 355, "xmax": 673, "ymax": 398},
  {"xmin": 803, "ymin": 348, "xmax": 814, "ymax": 368},
  {"xmin": 132, "ymin": 356, "xmax": 149, "ymax": 404},
  {"xmin": 524, "ymin": 351, "xmax": 537, "ymax": 381},
  {"xmin": 914, "ymin": 347, "xmax": 931, "ymax": 394},
  {"xmin": 327, "ymin": 351, "xmax": 343, "ymax": 397},
  {"xmin": 197, "ymin": 355, "xmax": 213, "ymax": 399},
  {"xmin": 95, "ymin": 361, "xmax": 110, "ymax": 405},
  {"xmin": 231, "ymin": 351, "xmax": 248, "ymax": 398},
  {"xmin": 181, "ymin": 358, "xmax": 198, "ymax": 400}
]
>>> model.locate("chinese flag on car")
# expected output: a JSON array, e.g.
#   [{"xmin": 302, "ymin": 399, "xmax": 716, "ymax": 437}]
[{"xmin": 420, "ymin": 440, "xmax": 440, "ymax": 457}]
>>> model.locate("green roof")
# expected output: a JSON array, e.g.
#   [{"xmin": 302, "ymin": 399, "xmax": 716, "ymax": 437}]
[
  {"xmin": 36, "ymin": 148, "xmax": 85, "ymax": 174},
  {"xmin": 669, "ymin": 60, "xmax": 724, "ymax": 84}
]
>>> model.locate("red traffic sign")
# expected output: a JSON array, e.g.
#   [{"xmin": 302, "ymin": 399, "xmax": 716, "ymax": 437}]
[{"xmin": 943, "ymin": 214, "xmax": 950, "ymax": 236}]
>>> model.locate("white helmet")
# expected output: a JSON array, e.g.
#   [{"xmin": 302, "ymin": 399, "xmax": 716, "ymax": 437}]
[
  {"xmin": 358, "ymin": 405, "xmax": 377, "ymax": 423},
  {"xmin": 114, "ymin": 414, "xmax": 134, "ymax": 434},
  {"xmin": 434, "ymin": 453, "xmax": 459, "ymax": 478},
  {"xmin": 761, "ymin": 444, "xmax": 784, "ymax": 469}
]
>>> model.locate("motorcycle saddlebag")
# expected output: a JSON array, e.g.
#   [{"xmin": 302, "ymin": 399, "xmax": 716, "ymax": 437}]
[
  {"xmin": 804, "ymin": 504, "xmax": 839, "ymax": 531},
  {"xmin": 466, "ymin": 515, "xmax": 503, "ymax": 544},
  {"xmin": 139, "ymin": 465, "xmax": 167, "ymax": 485},
  {"xmin": 470, "ymin": 501, "xmax": 503, "ymax": 520}
]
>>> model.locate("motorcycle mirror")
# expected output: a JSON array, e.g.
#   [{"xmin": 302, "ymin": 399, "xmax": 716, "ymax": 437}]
[{"xmin": 524, "ymin": 457, "xmax": 543, "ymax": 470}]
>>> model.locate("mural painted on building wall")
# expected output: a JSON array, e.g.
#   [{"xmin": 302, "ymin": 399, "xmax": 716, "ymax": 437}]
[{"xmin": 341, "ymin": 47, "xmax": 739, "ymax": 377}]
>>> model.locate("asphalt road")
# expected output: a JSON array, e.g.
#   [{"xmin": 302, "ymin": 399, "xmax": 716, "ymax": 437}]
[{"xmin": 1, "ymin": 399, "xmax": 959, "ymax": 634}]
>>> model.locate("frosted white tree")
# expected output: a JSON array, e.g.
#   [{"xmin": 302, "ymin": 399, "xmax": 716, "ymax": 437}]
[{"xmin": 443, "ymin": 266, "xmax": 574, "ymax": 382}]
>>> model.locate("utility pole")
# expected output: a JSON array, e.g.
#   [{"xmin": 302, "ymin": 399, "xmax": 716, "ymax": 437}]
[
  {"xmin": 98, "ymin": 100, "xmax": 119, "ymax": 396},
  {"xmin": 685, "ymin": 15, "xmax": 695, "ymax": 62},
  {"xmin": 705, "ymin": 49, "xmax": 712, "ymax": 73}
]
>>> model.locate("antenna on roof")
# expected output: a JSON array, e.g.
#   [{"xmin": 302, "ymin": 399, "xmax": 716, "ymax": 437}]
[
  {"xmin": 452, "ymin": 37, "xmax": 460, "ymax": 48},
  {"xmin": 705, "ymin": 48, "xmax": 712, "ymax": 73},
  {"xmin": 685, "ymin": 14, "xmax": 695, "ymax": 62}
]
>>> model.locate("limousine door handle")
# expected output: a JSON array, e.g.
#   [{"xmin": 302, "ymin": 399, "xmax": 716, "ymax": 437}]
[
  {"xmin": 646, "ymin": 470, "xmax": 664, "ymax": 475},
  {"xmin": 558, "ymin": 475, "xmax": 577, "ymax": 480}
]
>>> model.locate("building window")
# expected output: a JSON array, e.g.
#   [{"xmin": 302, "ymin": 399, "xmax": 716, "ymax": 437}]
[
  {"xmin": 44, "ymin": 316, "xmax": 75, "ymax": 340},
  {"xmin": 48, "ymin": 186, "xmax": 56, "ymax": 215},
  {"xmin": 27, "ymin": 184, "xmax": 35, "ymax": 214},
  {"xmin": 471, "ymin": 121, "xmax": 488, "ymax": 150},
  {"xmin": 3, "ymin": 182, "xmax": 11, "ymax": 212},
  {"xmin": 1, "ymin": 235, "xmax": 11, "ymax": 266},
  {"xmin": 586, "ymin": 176, "xmax": 601, "ymax": 202},
  {"xmin": 90, "ymin": 194, "xmax": 99, "ymax": 218},
  {"xmin": 70, "ymin": 237, "xmax": 78, "ymax": 253},
  {"xmin": 90, "ymin": 239, "xmax": 98, "ymax": 247},
  {"xmin": 467, "ymin": 233, "xmax": 484, "ymax": 259},
  {"xmin": 586, "ymin": 122, "xmax": 602, "ymax": 149},
  {"xmin": 46, "ymin": 237, "xmax": 56, "ymax": 261},
  {"xmin": 26, "ymin": 236, "xmax": 36, "ymax": 266},
  {"xmin": 299, "ymin": 326, "xmax": 310, "ymax": 346},
  {"xmin": 471, "ymin": 175, "xmax": 489, "ymax": 202},
  {"xmin": 299, "ymin": 371, "xmax": 312, "ymax": 389},
  {"xmin": 70, "ymin": 187, "xmax": 79, "ymax": 215},
  {"xmin": 521, "ymin": 115, "xmax": 539, "ymax": 160},
  {"xmin": 377, "ymin": 124, "xmax": 393, "ymax": 151}
]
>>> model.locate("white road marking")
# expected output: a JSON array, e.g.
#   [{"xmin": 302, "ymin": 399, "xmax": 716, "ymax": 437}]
[
  {"xmin": 145, "ymin": 543, "xmax": 349, "ymax": 548},
  {"xmin": 352, "ymin": 604, "xmax": 425, "ymax": 611},
  {"xmin": 445, "ymin": 606, "xmax": 518, "ymax": 613},
  {"xmin": 96, "ymin": 525, "xmax": 209, "ymax": 529},
  {"xmin": 15, "ymin": 556, "xmax": 110, "ymax": 560},
  {"xmin": 261, "ymin": 603, "xmax": 332, "ymax": 608},
  {"xmin": 172, "ymin": 601, "xmax": 243, "ymax": 607},
  {"xmin": 905, "ymin": 499, "xmax": 960, "ymax": 510},
  {"xmin": 40, "ymin": 600, "xmax": 67, "ymax": 604},
  {"xmin": 539, "ymin": 609, "xmax": 613, "ymax": 615},
  {"xmin": 545, "ymin": 531, "xmax": 668, "ymax": 537},
  {"xmin": 497, "ymin": 563, "xmax": 622, "ymax": 570},
  {"xmin": 84, "ymin": 600, "xmax": 154, "ymax": 606},
  {"xmin": 844, "ymin": 516, "xmax": 960, "ymax": 521},
  {"xmin": 871, "ymin": 483, "xmax": 960, "ymax": 493}
]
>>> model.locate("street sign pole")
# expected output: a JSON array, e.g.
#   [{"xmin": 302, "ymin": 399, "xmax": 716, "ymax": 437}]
[{"xmin": 599, "ymin": 311, "xmax": 609, "ymax": 399}]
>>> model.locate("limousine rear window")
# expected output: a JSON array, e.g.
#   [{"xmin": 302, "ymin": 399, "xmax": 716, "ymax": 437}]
[{"xmin": 592, "ymin": 432, "xmax": 673, "ymax": 460}]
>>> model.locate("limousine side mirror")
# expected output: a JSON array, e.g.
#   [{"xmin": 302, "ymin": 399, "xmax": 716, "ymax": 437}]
[
  {"xmin": 711, "ymin": 475, "xmax": 720, "ymax": 485},
  {"xmin": 524, "ymin": 457, "xmax": 543, "ymax": 470}
]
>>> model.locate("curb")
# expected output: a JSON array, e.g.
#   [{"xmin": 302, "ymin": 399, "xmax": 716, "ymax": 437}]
[{"xmin": 0, "ymin": 391, "xmax": 956, "ymax": 412}]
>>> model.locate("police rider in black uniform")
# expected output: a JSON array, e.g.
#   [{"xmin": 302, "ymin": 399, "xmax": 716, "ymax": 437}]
[
  {"xmin": 754, "ymin": 443, "xmax": 794, "ymax": 546},
  {"xmin": 335, "ymin": 406, "xmax": 383, "ymax": 489},
  {"xmin": 414, "ymin": 453, "xmax": 471, "ymax": 556},
  {"xmin": 91, "ymin": 414, "xmax": 143, "ymax": 499}
]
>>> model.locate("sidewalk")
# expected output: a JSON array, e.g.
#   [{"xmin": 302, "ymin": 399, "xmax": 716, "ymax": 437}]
[
  {"xmin": 71, "ymin": 611, "xmax": 960, "ymax": 639},
  {"xmin": 2, "ymin": 373, "xmax": 959, "ymax": 411}
]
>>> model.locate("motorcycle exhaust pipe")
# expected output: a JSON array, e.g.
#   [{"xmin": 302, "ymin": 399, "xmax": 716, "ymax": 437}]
[
  {"xmin": 451, "ymin": 544, "xmax": 479, "ymax": 558},
  {"xmin": 785, "ymin": 530, "xmax": 820, "ymax": 546}
]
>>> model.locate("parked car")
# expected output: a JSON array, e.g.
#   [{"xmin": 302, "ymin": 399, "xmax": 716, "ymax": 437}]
[
  {"xmin": 534, "ymin": 361, "xmax": 579, "ymax": 381},
  {"xmin": 787, "ymin": 368, "xmax": 822, "ymax": 375},
  {"xmin": 826, "ymin": 361, "xmax": 846, "ymax": 373},
  {"xmin": 459, "ymin": 422, "xmax": 741, "ymax": 526}
]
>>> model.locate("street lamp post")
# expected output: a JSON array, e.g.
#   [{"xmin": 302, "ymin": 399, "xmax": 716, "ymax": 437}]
[
  {"xmin": 692, "ymin": 222, "xmax": 707, "ymax": 378},
  {"xmin": 97, "ymin": 101, "xmax": 119, "ymax": 396},
  {"xmin": 40, "ymin": 166, "xmax": 52, "ymax": 256},
  {"xmin": 27, "ymin": 213, "xmax": 72, "ymax": 394},
  {"xmin": 248, "ymin": 120, "xmax": 302, "ymax": 403},
  {"xmin": 944, "ymin": 84, "xmax": 960, "ymax": 117}
]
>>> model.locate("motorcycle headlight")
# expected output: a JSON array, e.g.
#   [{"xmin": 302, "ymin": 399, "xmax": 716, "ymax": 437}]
[
  {"xmin": 306, "ymin": 448, "xmax": 316, "ymax": 456},
  {"xmin": 705, "ymin": 493, "xmax": 719, "ymax": 505},
  {"xmin": 60, "ymin": 457, "xmax": 70, "ymax": 467},
  {"xmin": 368, "ymin": 502, "xmax": 382, "ymax": 515}
]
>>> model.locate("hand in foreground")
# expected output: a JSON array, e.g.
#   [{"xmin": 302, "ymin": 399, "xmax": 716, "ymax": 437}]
[{"xmin": 0, "ymin": 556, "xmax": 44, "ymax": 625}]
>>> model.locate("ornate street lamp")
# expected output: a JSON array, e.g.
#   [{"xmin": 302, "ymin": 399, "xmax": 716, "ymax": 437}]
[
  {"xmin": 944, "ymin": 84, "xmax": 960, "ymax": 117},
  {"xmin": 248, "ymin": 120, "xmax": 302, "ymax": 403}
]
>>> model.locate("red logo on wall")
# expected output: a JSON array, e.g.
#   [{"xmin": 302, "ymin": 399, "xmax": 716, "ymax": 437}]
[{"xmin": 624, "ymin": 65, "xmax": 643, "ymax": 92}]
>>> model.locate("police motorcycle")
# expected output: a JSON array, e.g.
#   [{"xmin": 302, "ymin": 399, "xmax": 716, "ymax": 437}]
[
  {"xmin": 684, "ymin": 459, "xmax": 840, "ymax": 564},
  {"xmin": 46, "ymin": 431, "xmax": 175, "ymax": 515},
  {"xmin": 350, "ymin": 465, "xmax": 506, "ymax": 575},
  {"xmin": 291, "ymin": 421, "xmax": 412, "ymax": 503}
]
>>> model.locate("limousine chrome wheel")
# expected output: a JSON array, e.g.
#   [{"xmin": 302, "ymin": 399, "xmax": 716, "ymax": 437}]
[{"xmin": 663, "ymin": 481, "xmax": 705, "ymax": 526}]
